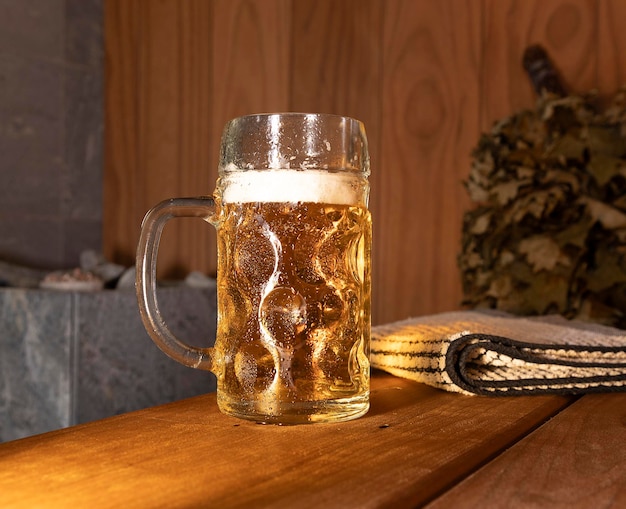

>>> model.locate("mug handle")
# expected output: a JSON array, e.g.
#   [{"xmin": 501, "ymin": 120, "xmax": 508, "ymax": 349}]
[{"xmin": 136, "ymin": 197, "xmax": 217, "ymax": 371}]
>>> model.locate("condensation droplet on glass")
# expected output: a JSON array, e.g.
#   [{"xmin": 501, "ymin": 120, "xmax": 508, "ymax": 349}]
[{"xmin": 234, "ymin": 350, "xmax": 258, "ymax": 392}]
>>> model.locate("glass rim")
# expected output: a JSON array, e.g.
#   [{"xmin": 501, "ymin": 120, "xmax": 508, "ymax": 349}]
[
  {"xmin": 225, "ymin": 111, "xmax": 365, "ymax": 124},
  {"xmin": 219, "ymin": 112, "xmax": 370, "ymax": 176}
]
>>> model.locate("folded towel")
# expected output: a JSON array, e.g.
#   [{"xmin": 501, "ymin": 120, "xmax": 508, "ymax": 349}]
[{"xmin": 371, "ymin": 310, "xmax": 626, "ymax": 396}]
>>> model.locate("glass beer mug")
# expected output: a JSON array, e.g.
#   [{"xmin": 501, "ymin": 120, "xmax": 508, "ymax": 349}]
[{"xmin": 136, "ymin": 113, "xmax": 372, "ymax": 424}]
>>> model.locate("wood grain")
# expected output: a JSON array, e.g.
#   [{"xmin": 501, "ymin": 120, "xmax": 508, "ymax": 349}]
[
  {"xmin": 426, "ymin": 393, "xmax": 626, "ymax": 508},
  {"xmin": 211, "ymin": 0, "xmax": 290, "ymax": 119},
  {"xmin": 378, "ymin": 0, "xmax": 479, "ymax": 321},
  {"xmin": 140, "ymin": 0, "xmax": 214, "ymax": 279},
  {"xmin": 0, "ymin": 373, "xmax": 572, "ymax": 509},
  {"xmin": 480, "ymin": 0, "xmax": 597, "ymax": 128},
  {"xmin": 104, "ymin": 0, "xmax": 626, "ymax": 323},
  {"xmin": 290, "ymin": 0, "xmax": 384, "ymax": 320},
  {"xmin": 104, "ymin": 0, "xmax": 214, "ymax": 277},
  {"xmin": 597, "ymin": 0, "xmax": 626, "ymax": 98},
  {"xmin": 290, "ymin": 0, "xmax": 382, "ymax": 118},
  {"xmin": 104, "ymin": 0, "xmax": 290, "ymax": 279},
  {"xmin": 103, "ymin": 0, "xmax": 141, "ymax": 267}
]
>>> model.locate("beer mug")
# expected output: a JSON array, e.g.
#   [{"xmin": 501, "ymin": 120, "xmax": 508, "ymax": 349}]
[{"xmin": 136, "ymin": 113, "xmax": 372, "ymax": 424}]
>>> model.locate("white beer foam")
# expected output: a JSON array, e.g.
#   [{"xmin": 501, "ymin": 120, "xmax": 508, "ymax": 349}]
[{"xmin": 221, "ymin": 169, "xmax": 360, "ymax": 205}]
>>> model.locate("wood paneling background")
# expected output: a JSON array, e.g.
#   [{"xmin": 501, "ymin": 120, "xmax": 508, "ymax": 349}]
[{"xmin": 104, "ymin": 0, "xmax": 626, "ymax": 326}]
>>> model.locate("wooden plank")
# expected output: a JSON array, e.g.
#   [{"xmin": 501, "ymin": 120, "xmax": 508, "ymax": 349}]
[
  {"xmin": 104, "ymin": 0, "xmax": 622, "ymax": 318},
  {"xmin": 0, "ymin": 372, "xmax": 571, "ymax": 508},
  {"xmin": 103, "ymin": 0, "xmax": 142, "ymax": 267},
  {"xmin": 104, "ymin": 0, "xmax": 290, "ymax": 279},
  {"xmin": 597, "ymin": 0, "xmax": 626, "ymax": 98},
  {"xmin": 289, "ymin": 0, "xmax": 382, "ymax": 160},
  {"xmin": 205, "ymin": 0, "xmax": 291, "ymax": 277},
  {"xmin": 211, "ymin": 0, "xmax": 290, "ymax": 120},
  {"xmin": 104, "ymin": 0, "xmax": 215, "ymax": 277},
  {"xmin": 426, "ymin": 393, "xmax": 626, "ymax": 508},
  {"xmin": 289, "ymin": 0, "xmax": 384, "ymax": 321},
  {"xmin": 139, "ymin": 0, "xmax": 215, "ymax": 279},
  {"xmin": 166, "ymin": 0, "xmax": 214, "ymax": 278},
  {"xmin": 378, "ymin": 0, "xmax": 480, "ymax": 322},
  {"xmin": 480, "ymin": 0, "xmax": 597, "ymax": 128}
]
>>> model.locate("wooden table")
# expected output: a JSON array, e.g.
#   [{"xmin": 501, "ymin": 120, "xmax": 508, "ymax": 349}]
[{"xmin": 1, "ymin": 371, "xmax": 625, "ymax": 508}]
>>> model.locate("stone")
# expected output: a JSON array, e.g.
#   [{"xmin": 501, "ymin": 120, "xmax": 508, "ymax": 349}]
[
  {"xmin": 0, "ymin": 283, "xmax": 217, "ymax": 442},
  {"xmin": 184, "ymin": 270, "xmax": 215, "ymax": 288},
  {"xmin": 0, "ymin": 260, "xmax": 48, "ymax": 288},
  {"xmin": 80, "ymin": 249, "xmax": 126, "ymax": 285}
]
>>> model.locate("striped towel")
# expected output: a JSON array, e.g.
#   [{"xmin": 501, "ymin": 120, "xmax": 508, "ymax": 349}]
[{"xmin": 371, "ymin": 310, "xmax": 626, "ymax": 396}]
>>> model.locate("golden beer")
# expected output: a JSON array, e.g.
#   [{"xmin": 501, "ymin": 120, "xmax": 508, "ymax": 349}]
[
  {"xmin": 137, "ymin": 113, "xmax": 371, "ymax": 424},
  {"xmin": 214, "ymin": 200, "xmax": 371, "ymax": 422}
]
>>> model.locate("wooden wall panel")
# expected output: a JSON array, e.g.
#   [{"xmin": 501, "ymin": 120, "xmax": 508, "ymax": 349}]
[
  {"xmin": 290, "ymin": 0, "xmax": 384, "ymax": 321},
  {"xmin": 597, "ymin": 0, "xmax": 626, "ymax": 96},
  {"xmin": 103, "ymin": 0, "xmax": 141, "ymax": 267},
  {"xmin": 168, "ymin": 1, "xmax": 213, "ymax": 278},
  {"xmin": 205, "ymin": 0, "xmax": 291, "ymax": 276},
  {"xmin": 104, "ymin": 0, "xmax": 214, "ymax": 276},
  {"xmin": 211, "ymin": 0, "xmax": 290, "ymax": 119},
  {"xmin": 290, "ymin": 0, "xmax": 382, "ymax": 127},
  {"xmin": 480, "ymin": 0, "xmax": 597, "ymax": 127},
  {"xmin": 378, "ymin": 0, "xmax": 480, "ymax": 321},
  {"xmin": 105, "ymin": 0, "xmax": 626, "ymax": 325},
  {"xmin": 139, "ymin": 0, "xmax": 214, "ymax": 279},
  {"xmin": 104, "ymin": 0, "xmax": 290, "ymax": 278}
]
